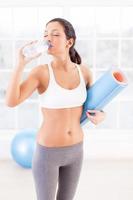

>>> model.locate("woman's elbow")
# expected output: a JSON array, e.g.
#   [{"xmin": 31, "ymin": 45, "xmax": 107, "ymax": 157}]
[
  {"xmin": 5, "ymin": 98, "xmax": 18, "ymax": 107},
  {"xmin": 5, "ymin": 101, "xmax": 17, "ymax": 107}
]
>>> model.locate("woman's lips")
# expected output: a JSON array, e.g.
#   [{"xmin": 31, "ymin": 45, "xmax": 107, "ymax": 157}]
[{"xmin": 48, "ymin": 43, "xmax": 53, "ymax": 49}]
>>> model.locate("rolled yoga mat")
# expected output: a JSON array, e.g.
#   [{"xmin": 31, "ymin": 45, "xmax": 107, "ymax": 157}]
[{"xmin": 80, "ymin": 68, "xmax": 128, "ymax": 126}]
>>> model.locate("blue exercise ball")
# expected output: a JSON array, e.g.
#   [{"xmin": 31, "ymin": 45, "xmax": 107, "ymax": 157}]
[{"xmin": 11, "ymin": 129, "xmax": 37, "ymax": 168}]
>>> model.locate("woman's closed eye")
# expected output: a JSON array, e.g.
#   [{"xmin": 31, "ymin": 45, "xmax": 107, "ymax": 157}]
[{"xmin": 44, "ymin": 34, "xmax": 60, "ymax": 37}]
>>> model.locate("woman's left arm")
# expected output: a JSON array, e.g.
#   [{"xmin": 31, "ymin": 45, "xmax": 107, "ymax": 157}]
[{"xmin": 81, "ymin": 65, "xmax": 106, "ymax": 125}]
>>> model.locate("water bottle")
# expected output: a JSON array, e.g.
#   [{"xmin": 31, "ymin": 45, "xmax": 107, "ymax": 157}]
[{"xmin": 22, "ymin": 40, "xmax": 51, "ymax": 58}]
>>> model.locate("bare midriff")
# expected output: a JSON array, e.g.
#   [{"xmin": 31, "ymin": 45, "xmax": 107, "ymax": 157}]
[{"xmin": 37, "ymin": 106, "xmax": 84, "ymax": 147}]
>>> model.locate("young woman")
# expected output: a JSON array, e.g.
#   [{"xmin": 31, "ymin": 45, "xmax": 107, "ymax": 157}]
[{"xmin": 6, "ymin": 18, "xmax": 106, "ymax": 200}]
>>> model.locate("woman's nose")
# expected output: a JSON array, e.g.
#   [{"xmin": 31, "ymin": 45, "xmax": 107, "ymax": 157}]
[
  {"xmin": 47, "ymin": 34, "xmax": 52, "ymax": 41},
  {"xmin": 47, "ymin": 39, "xmax": 51, "ymax": 43}
]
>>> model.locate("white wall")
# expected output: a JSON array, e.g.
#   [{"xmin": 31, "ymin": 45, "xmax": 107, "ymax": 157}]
[
  {"xmin": 1, "ymin": 0, "xmax": 133, "ymax": 6},
  {"xmin": 0, "ymin": 1, "xmax": 133, "ymax": 160}
]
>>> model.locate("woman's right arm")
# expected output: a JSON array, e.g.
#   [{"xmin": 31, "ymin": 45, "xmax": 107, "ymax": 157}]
[
  {"xmin": 5, "ymin": 41, "xmax": 41, "ymax": 107},
  {"xmin": 5, "ymin": 64, "xmax": 40, "ymax": 107}
]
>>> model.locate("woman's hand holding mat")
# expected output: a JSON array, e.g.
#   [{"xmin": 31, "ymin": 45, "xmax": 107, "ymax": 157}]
[{"xmin": 80, "ymin": 68, "xmax": 128, "ymax": 126}]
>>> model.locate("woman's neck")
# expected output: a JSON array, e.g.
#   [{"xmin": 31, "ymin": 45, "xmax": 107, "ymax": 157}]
[{"xmin": 51, "ymin": 57, "xmax": 75, "ymax": 72}]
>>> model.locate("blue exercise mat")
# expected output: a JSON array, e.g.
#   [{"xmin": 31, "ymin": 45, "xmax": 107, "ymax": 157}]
[{"xmin": 80, "ymin": 68, "xmax": 128, "ymax": 126}]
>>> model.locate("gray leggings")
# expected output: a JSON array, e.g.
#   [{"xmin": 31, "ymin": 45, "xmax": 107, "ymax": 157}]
[{"xmin": 32, "ymin": 141, "xmax": 83, "ymax": 200}]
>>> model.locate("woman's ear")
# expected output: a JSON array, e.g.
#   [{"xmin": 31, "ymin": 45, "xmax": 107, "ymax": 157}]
[{"xmin": 66, "ymin": 38, "xmax": 74, "ymax": 48}]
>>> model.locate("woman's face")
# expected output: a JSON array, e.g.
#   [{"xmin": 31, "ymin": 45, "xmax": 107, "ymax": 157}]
[{"xmin": 44, "ymin": 21, "xmax": 73, "ymax": 56}]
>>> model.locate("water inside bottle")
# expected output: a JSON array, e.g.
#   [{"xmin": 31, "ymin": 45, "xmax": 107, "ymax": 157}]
[{"xmin": 23, "ymin": 40, "xmax": 51, "ymax": 58}]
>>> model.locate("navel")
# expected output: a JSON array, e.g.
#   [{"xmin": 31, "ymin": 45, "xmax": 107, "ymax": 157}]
[{"xmin": 67, "ymin": 130, "xmax": 72, "ymax": 135}]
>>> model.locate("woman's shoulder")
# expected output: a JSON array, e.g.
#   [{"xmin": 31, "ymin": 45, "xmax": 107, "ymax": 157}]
[
  {"xmin": 29, "ymin": 64, "xmax": 50, "ymax": 93},
  {"xmin": 78, "ymin": 63, "xmax": 92, "ymax": 75},
  {"xmin": 29, "ymin": 64, "xmax": 49, "ymax": 77},
  {"xmin": 31, "ymin": 64, "xmax": 48, "ymax": 72},
  {"xmin": 78, "ymin": 64, "xmax": 93, "ymax": 88},
  {"xmin": 28, "ymin": 64, "xmax": 49, "ymax": 89}
]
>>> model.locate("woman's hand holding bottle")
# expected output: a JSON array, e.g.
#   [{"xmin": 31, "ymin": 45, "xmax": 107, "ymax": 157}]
[{"xmin": 17, "ymin": 41, "xmax": 42, "ymax": 67}]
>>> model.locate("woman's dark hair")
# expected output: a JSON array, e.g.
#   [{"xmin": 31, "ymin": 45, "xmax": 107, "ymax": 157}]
[{"xmin": 46, "ymin": 18, "xmax": 81, "ymax": 64}]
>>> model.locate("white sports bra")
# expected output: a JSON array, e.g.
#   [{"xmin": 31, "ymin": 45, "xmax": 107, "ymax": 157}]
[{"xmin": 39, "ymin": 63, "xmax": 87, "ymax": 109}]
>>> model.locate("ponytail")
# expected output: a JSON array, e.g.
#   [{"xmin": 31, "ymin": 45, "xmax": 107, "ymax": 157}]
[{"xmin": 69, "ymin": 47, "xmax": 81, "ymax": 64}]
